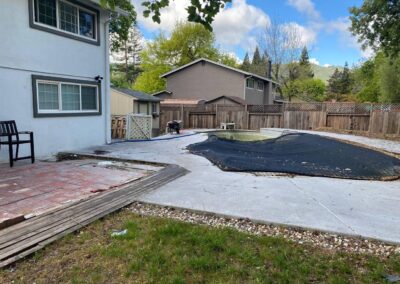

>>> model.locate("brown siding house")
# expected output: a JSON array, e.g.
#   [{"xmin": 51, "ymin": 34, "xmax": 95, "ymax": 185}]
[{"xmin": 154, "ymin": 58, "xmax": 279, "ymax": 105}]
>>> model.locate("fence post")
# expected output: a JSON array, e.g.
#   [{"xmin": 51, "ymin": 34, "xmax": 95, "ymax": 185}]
[
  {"xmin": 245, "ymin": 104, "xmax": 249, "ymax": 130},
  {"xmin": 215, "ymin": 104, "xmax": 218, "ymax": 128},
  {"xmin": 282, "ymin": 102, "xmax": 287, "ymax": 128},
  {"xmin": 368, "ymin": 103, "xmax": 373, "ymax": 134},
  {"xmin": 322, "ymin": 103, "xmax": 327, "ymax": 127}
]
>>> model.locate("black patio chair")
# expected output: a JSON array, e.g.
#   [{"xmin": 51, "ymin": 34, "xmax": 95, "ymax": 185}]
[{"xmin": 0, "ymin": 120, "xmax": 35, "ymax": 167}]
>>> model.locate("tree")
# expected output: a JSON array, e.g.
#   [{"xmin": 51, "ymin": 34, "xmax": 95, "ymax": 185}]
[
  {"xmin": 340, "ymin": 62, "xmax": 352, "ymax": 94},
  {"xmin": 327, "ymin": 68, "xmax": 343, "ymax": 101},
  {"xmin": 350, "ymin": 0, "xmax": 400, "ymax": 56},
  {"xmin": 111, "ymin": 26, "xmax": 143, "ymax": 83},
  {"xmin": 379, "ymin": 56, "xmax": 400, "ymax": 103},
  {"xmin": 352, "ymin": 59, "xmax": 380, "ymax": 102},
  {"xmin": 103, "ymin": 0, "xmax": 230, "ymax": 57},
  {"xmin": 252, "ymin": 47, "xmax": 262, "ymax": 66},
  {"xmin": 258, "ymin": 20, "xmax": 302, "ymax": 84},
  {"xmin": 241, "ymin": 53, "xmax": 251, "ymax": 71},
  {"xmin": 133, "ymin": 22, "xmax": 237, "ymax": 93},
  {"xmin": 298, "ymin": 47, "xmax": 314, "ymax": 79},
  {"xmin": 283, "ymin": 79, "xmax": 326, "ymax": 102}
]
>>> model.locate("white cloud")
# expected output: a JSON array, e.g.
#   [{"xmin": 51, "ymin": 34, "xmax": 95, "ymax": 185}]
[
  {"xmin": 282, "ymin": 22, "xmax": 317, "ymax": 47},
  {"xmin": 323, "ymin": 63, "xmax": 332, "ymax": 67},
  {"xmin": 309, "ymin": 58, "xmax": 320, "ymax": 65},
  {"xmin": 132, "ymin": 0, "xmax": 188, "ymax": 33},
  {"xmin": 287, "ymin": 0, "xmax": 320, "ymax": 19},
  {"xmin": 326, "ymin": 17, "xmax": 374, "ymax": 59},
  {"xmin": 133, "ymin": 0, "xmax": 269, "ymax": 53},
  {"xmin": 213, "ymin": 0, "xmax": 270, "ymax": 49}
]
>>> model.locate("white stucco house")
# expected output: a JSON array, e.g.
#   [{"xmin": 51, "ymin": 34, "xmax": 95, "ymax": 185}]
[{"xmin": 0, "ymin": 0, "xmax": 126, "ymax": 161}]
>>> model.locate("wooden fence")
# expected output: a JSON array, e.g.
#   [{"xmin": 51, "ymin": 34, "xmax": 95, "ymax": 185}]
[{"xmin": 159, "ymin": 102, "xmax": 400, "ymax": 137}]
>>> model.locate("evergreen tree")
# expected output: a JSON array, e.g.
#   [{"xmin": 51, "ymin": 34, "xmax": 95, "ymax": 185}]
[
  {"xmin": 261, "ymin": 52, "xmax": 269, "ymax": 76},
  {"xmin": 241, "ymin": 52, "xmax": 251, "ymax": 71},
  {"xmin": 298, "ymin": 47, "xmax": 314, "ymax": 78},
  {"xmin": 327, "ymin": 68, "xmax": 343, "ymax": 100},
  {"xmin": 252, "ymin": 47, "xmax": 262, "ymax": 65},
  {"xmin": 340, "ymin": 62, "xmax": 352, "ymax": 94},
  {"xmin": 110, "ymin": 26, "xmax": 143, "ymax": 83}
]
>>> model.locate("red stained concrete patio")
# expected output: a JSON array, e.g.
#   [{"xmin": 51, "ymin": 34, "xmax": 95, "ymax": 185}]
[{"xmin": 0, "ymin": 159, "xmax": 156, "ymax": 227}]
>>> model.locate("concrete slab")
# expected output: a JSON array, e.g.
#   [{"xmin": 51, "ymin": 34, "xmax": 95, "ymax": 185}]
[{"xmin": 80, "ymin": 132, "xmax": 400, "ymax": 243}]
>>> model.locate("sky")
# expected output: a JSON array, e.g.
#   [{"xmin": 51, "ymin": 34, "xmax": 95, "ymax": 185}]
[{"xmin": 132, "ymin": 0, "xmax": 371, "ymax": 67}]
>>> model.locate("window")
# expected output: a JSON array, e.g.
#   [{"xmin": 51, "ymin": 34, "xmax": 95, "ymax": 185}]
[
  {"xmin": 138, "ymin": 103, "xmax": 148, "ymax": 115},
  {"xmin": 32, "ymin": 75, "xmax": 101, "ymax": 117},
  {"xmin": 31, "ymin": 0, "xmax": 98, "ymax": 44},
  {"xmin": 257, "ymin": 81, "xmax": 264, "ymax": 91},
  {"xmin": 59, "ymin": 1, "xmax": 78, "ymax": 34},
  {"xmin": 38, "ymin": 83, "xmax": 59, "ymax": 110},
  {"xmin": 35, "ymin": 0, "xmax": 57, "ymax": 27},
  {"xmin": 152, "ymin": 103, "xmax": 157, "ymax": 114},
  {"xmin": 79, "ymin": 10, "xmax": 95, "ymax": 38},
  {"xmin": 246, "ymin": 78, "xmax": 255, "ymax": 88}
]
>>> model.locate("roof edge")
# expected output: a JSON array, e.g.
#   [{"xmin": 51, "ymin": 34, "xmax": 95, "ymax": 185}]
[{"xmin": 160, "ymin": 58, "xmax": 279, "ymax": 84}]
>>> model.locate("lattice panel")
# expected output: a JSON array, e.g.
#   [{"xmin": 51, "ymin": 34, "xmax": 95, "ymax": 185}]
[
  {"xmin": 247, "ymin": 105, "xmax": 283, "ymax": 113},
  {"xmin": 126, "ymin": 114, "xmax": 152, "ymax": 140},
  {"xmin": 372, "ymin": 103, "xmax": 400, "ymax": 112},
  {"xmin": 285, "ymin": 103, "xmax": 323, "ymax": 111},
  {"xmin": 326, "ymin": 103, "xmax": 371, "ymax": 114}
]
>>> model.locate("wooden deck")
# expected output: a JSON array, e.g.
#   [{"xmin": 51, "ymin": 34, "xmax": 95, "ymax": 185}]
[{"xmin": 0, "ymin": 164, "xmax": 188, "ymax": 268}]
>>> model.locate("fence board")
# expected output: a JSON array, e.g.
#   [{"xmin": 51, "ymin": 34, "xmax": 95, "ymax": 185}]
[{"xmin": 155, "ymin": 103, "xmax": 400, "ymax": 138}]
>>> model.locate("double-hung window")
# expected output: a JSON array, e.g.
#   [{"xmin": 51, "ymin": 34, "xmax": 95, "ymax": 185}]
[
  {"xmin": 31, "ymin": 0, "xmax": 98, "ymax": 44},
  {"xmin": 246, "ymin": 78, "xmax": 255, "ymax": 89},
  {"xmin": 32, "ymin": 75, "xmax": 100, "ymax": 117}
]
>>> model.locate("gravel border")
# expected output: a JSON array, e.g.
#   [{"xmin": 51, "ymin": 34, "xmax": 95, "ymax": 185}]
[{"xmin": 129, "ymin": 202, "xmax": 400, "ymax": 258}]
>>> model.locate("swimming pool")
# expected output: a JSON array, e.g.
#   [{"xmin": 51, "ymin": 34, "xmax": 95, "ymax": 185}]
[{"xmin": 207, "ymin": 130, "xmax": 282, "ymax": 141}]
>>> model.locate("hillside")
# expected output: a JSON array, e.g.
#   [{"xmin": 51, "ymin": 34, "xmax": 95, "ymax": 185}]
[{"xmin": 311, "ymin": 64, "xmax": 343, "ymax": 84}]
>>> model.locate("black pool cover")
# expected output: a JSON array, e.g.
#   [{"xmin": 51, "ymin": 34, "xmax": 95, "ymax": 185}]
[{"xmin": 187, "ymin": 133, "xmax": 400, "ymax": 180}]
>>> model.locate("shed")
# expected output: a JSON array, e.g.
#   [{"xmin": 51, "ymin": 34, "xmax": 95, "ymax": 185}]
[
  {"xmin": 111, "ymin": 87, "xmax": 162, "ymax": 137},
  {"xmin": 205, "ymin": 96, "xmax": 246, "ymax": 106}
]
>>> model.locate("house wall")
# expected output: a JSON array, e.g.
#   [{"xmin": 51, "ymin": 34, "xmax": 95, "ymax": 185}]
[
  {"xmin": 111, "ymin": 90, "xmax": 134, "ymax": 115},
  {"xmin": 0, "ymin": 0, "xmax": 109, "ymax": 161},
  {"xmin": 165, "ymin": 61, "xmax": 245, "ymax": 101},
  {"xmin": 244, "ymin": 81, "xmax": 274, "ymax": 105}
]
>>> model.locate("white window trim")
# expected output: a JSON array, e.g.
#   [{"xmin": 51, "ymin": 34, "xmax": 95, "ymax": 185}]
[
  {"xmin": 36, "ymin": 80, "xmax": 99, "ymax": 114},
  {"xmin": 32, "ymin": 0, "xmax": 97, "ymax": 42}
]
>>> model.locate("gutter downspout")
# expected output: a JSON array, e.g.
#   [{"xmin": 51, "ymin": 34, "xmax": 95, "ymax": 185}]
[{"xmin": 104, "ymin": 15, "xmax": 111, "ymax": 144}]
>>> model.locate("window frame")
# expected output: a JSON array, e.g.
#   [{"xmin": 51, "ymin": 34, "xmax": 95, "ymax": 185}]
[
  {"xmin": 32, "ymin": 75, "xmax": 102, "ymax": 117},
  {"xmin": 246, "ymin": 78, "xmax": 255, "ymax": 89},
  {"xmin": 257, "ymin": 80, "xmax": 264, "ymax": 91},
  {"xmin": 29, "ymin": 0, "xmax": 100, "ymax": 46}
]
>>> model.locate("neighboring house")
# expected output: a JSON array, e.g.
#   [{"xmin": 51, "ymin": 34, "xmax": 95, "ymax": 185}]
[
  {"xmin": 153, "ymin": 58, "xmax": 279, "ymax": 105},
  {"xmin": 111, "ymin": 87, "xmax": 162, "ymax": 137},
  {"xmin": 0, "ymin": 0, "xmax": 126, "ymax": 161},
  {"xmin": 205, "ymin": 96, "xmax": 246, "ymax": 106}
]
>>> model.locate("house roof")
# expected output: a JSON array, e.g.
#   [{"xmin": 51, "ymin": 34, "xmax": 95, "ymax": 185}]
[
  {"xmin": 160, "ymin": 99, "xmax": 206, "ymax": 105},
  {"xmin": 152, "ymin": 90, "xmax": 172, "ymax": 97},
  {"xmin": 112, "ymin": 87, "xmax": 162, "ymax": 102},
  {"xmin": 206, "ymin": 96, "xmax": 246, "ymax": 106},
  {"xmin": 160, "ymin": 58, "xmax": 279, "ymax": 84}
]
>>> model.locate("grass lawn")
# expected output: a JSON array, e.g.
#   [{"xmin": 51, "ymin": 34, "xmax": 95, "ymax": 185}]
[{"xmin": 1, "ymin": 209, "xmax": 399, "ymax": 283}]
